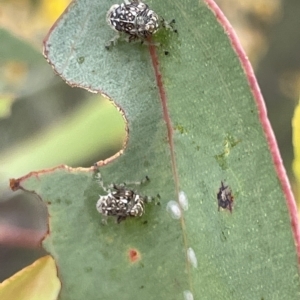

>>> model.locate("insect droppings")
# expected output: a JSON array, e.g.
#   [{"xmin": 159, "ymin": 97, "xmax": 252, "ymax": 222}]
[
  {"xmin": 106, "ymin": 0, "xmax": 177, "ymax": 49},
  {"xmin": 217, "ymin": 181, "xmax": 234, "ymax": 212}
]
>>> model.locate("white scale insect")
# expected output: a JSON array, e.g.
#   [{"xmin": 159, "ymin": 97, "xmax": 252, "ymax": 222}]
[
  {"xmin": 95, "ymin": 172, "xmax": 154, "ymax": 223},
  {"xmin": 106, "ymin": 0, "xmax": 177, "ymax": 49}
]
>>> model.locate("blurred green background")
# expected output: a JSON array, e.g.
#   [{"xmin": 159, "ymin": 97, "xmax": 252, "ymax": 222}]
[{"xmin": 0, "ymin": 0, "xmax": 299, "ymax": 283}]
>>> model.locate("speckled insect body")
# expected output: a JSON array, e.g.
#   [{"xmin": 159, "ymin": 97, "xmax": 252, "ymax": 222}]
[
  {"xmin": 95, "ymin": 172, "xmax": 154, "ymax": 223},
  {"xmin": 106, "ymin": 0, "xmax": 176, "ymax": 48},
  {"xmin": 107, "ymin": 0, "xmax": 159, "ymax": 39},
  {"xmin": 97, "ymin": 184, "xmax": 146, "ymax": 223}
]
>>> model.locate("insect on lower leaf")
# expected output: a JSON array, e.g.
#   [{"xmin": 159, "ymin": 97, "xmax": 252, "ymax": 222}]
[{"xmin": 95, "ymin": 171, "xmax": 156, "ymax": 223}]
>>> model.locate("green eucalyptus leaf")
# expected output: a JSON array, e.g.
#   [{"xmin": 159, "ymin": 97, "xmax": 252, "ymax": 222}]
[{"xmin": 10, "ymin": 0, "xmax": 300, "ymax": 299}]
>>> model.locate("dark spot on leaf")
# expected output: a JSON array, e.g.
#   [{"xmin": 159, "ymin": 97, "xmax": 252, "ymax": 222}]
[
  {"xmin": 128, "ymin": 248, "xmax": 141, "ymax": 263},
  {"xmin": 143, "ymin": 160, "xmax": 150, "ymax": 168},
  {"xmin": 214, "ymin": 134, "xmax": 241, "ymax": 170},
  {"xmin": 220, "ymin": 230, "xmax": 227, "ymax": 242},
  {"xmin": 225, "ymin": 134, "xmax": 241, "ymax": 148},
  {"xmin": 142, "ymin": 220, "xmax": 148, "ymax": 225},
  {"xmin": 214, "ymin": 153, "xmax": 228, "ymax": 170},
  {"xmin": 174, "ymin": 124, "xmax": 187, "ymax": 134},
  {"xmin": 85, "ymin": 267, "xmax": 93, "ymax": 272},
  {"xmin": 155, "ymin": 194, "xmax": 161, "ymax": 206},
  {"xmin": 77, "ymin": 56, "xmax": 85, "ymax": 64},
  {"xmin": 217, "ymin": 181, "xmax": 234, "ymax": 213},
  {"xmin": 140, "ymin": 285, "xmax": 144, "ymax": 289}
]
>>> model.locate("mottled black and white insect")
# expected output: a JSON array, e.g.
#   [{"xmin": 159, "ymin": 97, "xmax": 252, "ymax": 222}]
[
  {"xmin": 106, "ymin": 0, "xmax": 176, "ymax": 49},
  {"xmin": 95, "ymin": 172, "xmax": 153, "ymax": 223},
  {"xmin": 217, "ymin": 181, "xmax": 234, "ymax": 213}
]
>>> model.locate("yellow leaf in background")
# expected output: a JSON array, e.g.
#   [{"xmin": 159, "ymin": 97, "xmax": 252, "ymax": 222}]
[
  {"xmin": 0, "ymin": 0, "xmax": 71, "ymax": 47},
  {"xmin": 292, "ymin": 101, "xmax": 300, "ymax": 183},
  {"xmin": 3, "ymin": 61, "xmax": 28, "ymax": 87},
  {"xmin": 40, "ymin": 0, "xmax": 71, "ymax": 24},
  {"xmin": 292, "ymin": 101, "xmax": 300, "ymax": 211},
  {"xmin": 0, "ymin": 256, "xmax": 61, "ymax": 300},
  {"xmin": 0, "ymin": 95, "xmax": 15, "ymax": 119}
]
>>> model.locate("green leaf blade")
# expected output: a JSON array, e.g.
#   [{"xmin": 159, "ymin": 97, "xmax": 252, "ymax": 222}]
[{"xmin": 12, "ymin": 0, "xmax": 300, "ymax": 299}]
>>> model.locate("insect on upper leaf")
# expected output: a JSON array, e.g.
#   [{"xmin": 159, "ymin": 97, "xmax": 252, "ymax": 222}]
[{"xmin": 105, "ymin": 0, "xmax": 177, "ymax": 49}]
